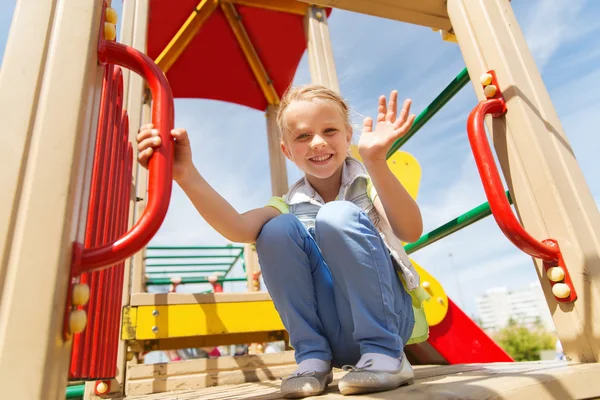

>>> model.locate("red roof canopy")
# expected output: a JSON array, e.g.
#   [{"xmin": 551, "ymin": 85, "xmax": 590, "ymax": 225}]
[{"xmin": 147, "ymin": 1, "xmax": 331, "ymax": 111}]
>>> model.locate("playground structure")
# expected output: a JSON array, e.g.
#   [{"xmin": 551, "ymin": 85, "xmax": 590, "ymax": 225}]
[{"xmin": 1, "ymin": 0, "xmax": 599, "ymax": 399}]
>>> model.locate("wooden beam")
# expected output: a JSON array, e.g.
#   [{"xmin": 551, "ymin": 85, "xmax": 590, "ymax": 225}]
[
  {"xmin": 225, "ymin": 0, "xmax": 309, "ymax": 16},
  {"xmin": 221, "ymin": 2, "xmax": 280, "ymax": 105},
  {"xmin": 298, "ymin": 0, "xmax": 452, "ymax": 30},
  {"xmin": 154, "ymin": 0, "xmax": 218, "ymax": 74}
]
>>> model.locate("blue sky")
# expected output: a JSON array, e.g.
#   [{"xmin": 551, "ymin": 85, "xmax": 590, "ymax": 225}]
[{"xmin": 2, "ymin": 1, "xmax": 598, "ymax": 319}]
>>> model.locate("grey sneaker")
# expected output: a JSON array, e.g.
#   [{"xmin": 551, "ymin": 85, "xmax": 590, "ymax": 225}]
[
  {"xmin": 281, "ymin": 370, "xmax": 334, "ymax": 399},
  {"xmin": 338, "ymin": 355, "xmax": 414, "ymax": 396}
]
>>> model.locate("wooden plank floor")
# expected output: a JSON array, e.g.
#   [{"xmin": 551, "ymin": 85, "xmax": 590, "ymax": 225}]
[{"xmin": 119, "ymin": 361, "xmax": 600, "ymax": 400}]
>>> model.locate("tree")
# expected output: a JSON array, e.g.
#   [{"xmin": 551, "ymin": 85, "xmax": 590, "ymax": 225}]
[{"xmin": 493, "ymin": 321, "xmax": 556, "ymax": 361}]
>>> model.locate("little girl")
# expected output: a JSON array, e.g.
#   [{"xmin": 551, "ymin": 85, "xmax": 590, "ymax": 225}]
[{"xmin": 136, "ymin": 85, "xmax": 423, "ymax": 398}]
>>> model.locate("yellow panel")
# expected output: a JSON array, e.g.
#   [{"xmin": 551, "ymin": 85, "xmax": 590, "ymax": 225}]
[
  {"xmin": 411, "ymin": 259, "xmax": 448, "ymax": 326},
  {"xmin": 121, "ymin": 306, "xmax": 138, "ymax": 340},
  {"xmin": 135, "ymin": 301, "xmax": 284, "ymax": 339},
  {"xmin": 350, "ymin": 145, "xmax": 422, "ymax": 200}
]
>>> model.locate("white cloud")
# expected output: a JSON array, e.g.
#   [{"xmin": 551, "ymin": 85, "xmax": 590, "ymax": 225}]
[{"xmin": 521, "ymin": 0, "xmax": 590, "ymax": 69}]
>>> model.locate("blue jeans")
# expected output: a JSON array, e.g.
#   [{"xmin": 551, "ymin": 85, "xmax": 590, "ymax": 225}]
[{"xmin": 256, "ymin": 201, "xmax": 414, "ymax": 368}]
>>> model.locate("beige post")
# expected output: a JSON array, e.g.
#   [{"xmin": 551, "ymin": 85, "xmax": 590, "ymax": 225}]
[
  {"xmin": 266, "ymin": 104, "xmax": 288, "ymax": 196},
  {"xmin": 304, "ymin": 6, "xmax": 339, "ymax": 92},
  {"xmin": 122, "ymin": 0, "xmax": 150, "ymax": 297},
  {"xmin": 0, "ymin": 0, "xmax": 105, "ymax": 398},
  {"xmin": 131, "ymin": 100, "xmax": 152, "ymax": 294},
  {"xmin": 447, "ymin": 0, "xmax": 600, "ymax": 362}
]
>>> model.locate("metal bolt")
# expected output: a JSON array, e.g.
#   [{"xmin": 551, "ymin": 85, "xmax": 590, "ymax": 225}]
[
  {"xmin": 152, "ymin": 309, "xmax": 159, "ymax": 317},
  {"xmin": 151, "ymin": 326, "xmax": 159, "ymax": 333}
]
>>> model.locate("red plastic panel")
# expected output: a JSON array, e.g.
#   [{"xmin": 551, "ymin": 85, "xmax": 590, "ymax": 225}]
[
  {"xmin": 428, "ymin": 298, "xmax": 514, "ymax": 363},
  {"xmin": 69, "ymin": 66, "xmax": 133, "ymax": 380}
]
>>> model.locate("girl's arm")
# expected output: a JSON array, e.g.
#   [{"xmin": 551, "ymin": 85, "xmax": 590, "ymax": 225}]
[
  {"xmin": 137, "ymin": 124, "xmax": 280, "ymax": 243},
  {"xmin": 359, "ymin": 90, "xmax": 423, "ymax": 243},
  {"xmin": 177, "ymin": 167, "xmax": 280, "ymax": 243},
  {"xmin": 364, "ymin": 160, "xmax": 422, "ymax": 243}
]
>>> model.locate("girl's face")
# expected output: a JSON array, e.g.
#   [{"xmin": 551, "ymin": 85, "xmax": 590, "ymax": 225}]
[{"xmin": 280, "ymin": 99, "xmax": 352, "ymax": 181}]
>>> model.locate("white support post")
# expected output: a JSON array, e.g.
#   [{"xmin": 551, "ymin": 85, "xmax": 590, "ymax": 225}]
[
  {"xmin": 266, "ymin": 104, "xmax": 289, "ymax": 196},
  {"xmin": 304, "ymin": 6, "xmax": 340, "ymax": 92}
]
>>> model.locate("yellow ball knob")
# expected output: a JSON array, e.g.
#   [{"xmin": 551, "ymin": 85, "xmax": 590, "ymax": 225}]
[
  {"xmin": 315, "ymin": 11, "xmax": 323, "ymax": 19},
  {"xmin": 104, "ymin": 22, "xmax": 116, "ymax": 41},
  {"xmin": 126, "ymin": 352, "xmax": 135, "ymax": 361},
  {"xmin": 480, "ymin": 73, "xmax": 493, "ymax": 86},
  {"xmin": 552, "ymin": 283, "xmax": 571, "ymax": 299},
  {"xmin": 105, "ymin": 7, "xmax": 118, "ymax": 25},
  {"xmin": 546, "ymin": 267, "xmax": 565, "ymax": 282},
  {"xmin": 72, "ymin": 283, "xmax": 90, "ymax": 306},
  {"xmin": 69, "ymin": 310, "xmax": 87, "ymax": 334},
  {"xmin": 483, "ymin": 84, "xmax": 497, "ymax": 98},
  {"xmin": 96, "ymin": 381, "xmax": 109, "ymax": 394}
]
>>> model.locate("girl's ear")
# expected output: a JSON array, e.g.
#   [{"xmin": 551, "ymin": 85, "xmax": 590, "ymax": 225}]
[{"xmin": 280, "ymin": 141, "xmax": 293, "ymax": 161}]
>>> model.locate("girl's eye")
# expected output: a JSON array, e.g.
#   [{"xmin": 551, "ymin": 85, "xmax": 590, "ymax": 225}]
[
  {"xmin": 324, "ymin": 128, "xmax": 337, "ymax": 135},
  {"xmin": 296, "ymin": 133, "xmax": 310, "ymax": 141}
]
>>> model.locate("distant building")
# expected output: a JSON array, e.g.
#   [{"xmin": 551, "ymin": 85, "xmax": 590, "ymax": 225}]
[{"xmin": 475, "ymin": 282, "xmax": 555, "ymax": 332}]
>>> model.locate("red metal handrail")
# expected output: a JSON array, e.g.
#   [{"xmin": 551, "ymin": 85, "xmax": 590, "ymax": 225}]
[
  {"xmin": 466, "ymin": 98, "xmax": 559, "ymax": 262},
  {"xmin": 78, "ymin": 41, "xmax": 174, "ymax": 271}
]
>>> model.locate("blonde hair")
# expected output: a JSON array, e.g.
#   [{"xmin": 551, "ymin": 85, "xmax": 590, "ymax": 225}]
[{"xmin": 276, "ymin": 84, "xmax": 352, "ymax": 141}]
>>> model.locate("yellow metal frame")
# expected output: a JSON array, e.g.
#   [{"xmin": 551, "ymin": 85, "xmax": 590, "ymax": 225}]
[
  {"xmin": 221, "ymin": 2, "xmax": 280, "ymax": 105},
  {"xmin": 123, "ymin": 300, "xmax": 285, "ymax": 340},
  {"xmin": 225, "ymin": 0, "xmax": 309, "ymax": 16},
  {"xmin": 154, "ymin": 0, "xmax": 219, "ymax": 73}
]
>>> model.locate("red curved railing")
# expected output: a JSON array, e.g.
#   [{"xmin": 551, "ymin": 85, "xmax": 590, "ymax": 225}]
[
  {"xmin": 467, "ymin": 98, "xmax": 559, "ymax": 262},
  {"xmin": 79, "ymin": 41, "xmax": 174, "ymax": 271}
]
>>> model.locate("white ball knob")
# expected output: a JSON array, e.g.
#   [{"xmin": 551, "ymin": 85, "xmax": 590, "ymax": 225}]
[
  {"xmin": 96, "ymin": 381, "xmax": 109, "ymax": 394},
  {"xmin": 69, "ymin": 310, "xmax": 87, "ymax": 334},
  {"xmin": 484, "ymin": 84, "xmax": 497, "ymax": 98},
  {"xmin": 72, "ymin": 283, "xmax": 90, "ymax": 306},
  {"xmin": 552, "ymin": 283, "xmax": 571, "ymax": 299},
  {"xmin": 480, "ymin": 73, "xmax": 493, "ymax": 86},
  {"xmin": 546, "ymin": 267, "xmax": 565, "ymax": 282}
]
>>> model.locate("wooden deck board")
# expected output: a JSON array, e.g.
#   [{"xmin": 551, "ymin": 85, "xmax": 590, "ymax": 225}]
[{"xmin": 118, "ymin": 361, "xmax": 600, "ymax": 399}]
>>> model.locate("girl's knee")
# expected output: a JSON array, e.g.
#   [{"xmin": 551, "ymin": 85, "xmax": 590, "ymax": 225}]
[
  {"xmin": 315, "ymin": 201, "xmax": 360, "ymax": 232},
  {"xmin": 256, "ymin": 214, "xmax": 302, "ymax": 250}
]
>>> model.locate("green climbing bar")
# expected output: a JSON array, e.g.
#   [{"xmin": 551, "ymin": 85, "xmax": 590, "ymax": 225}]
[
  {"xmin": 146, "ymin": 269, "xmax": 229, "ymax": 275},
  {"xmin": 404, "ymin": 191, "xmax": 512, "ymax": 254},
  {"xmin": 66, "ymin": 384, "xmax": 84, "ymax": 399},
  {"xmin": 387, "ymin": 67, "xmax": 471, "ymax": 158},
  {"xmin": 146, "ymin": 277, "xmax": 248, "ymax": 285},
  {"xmin": 145, "ymin": 262, "xmax": 232, "ymax": 267}
]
